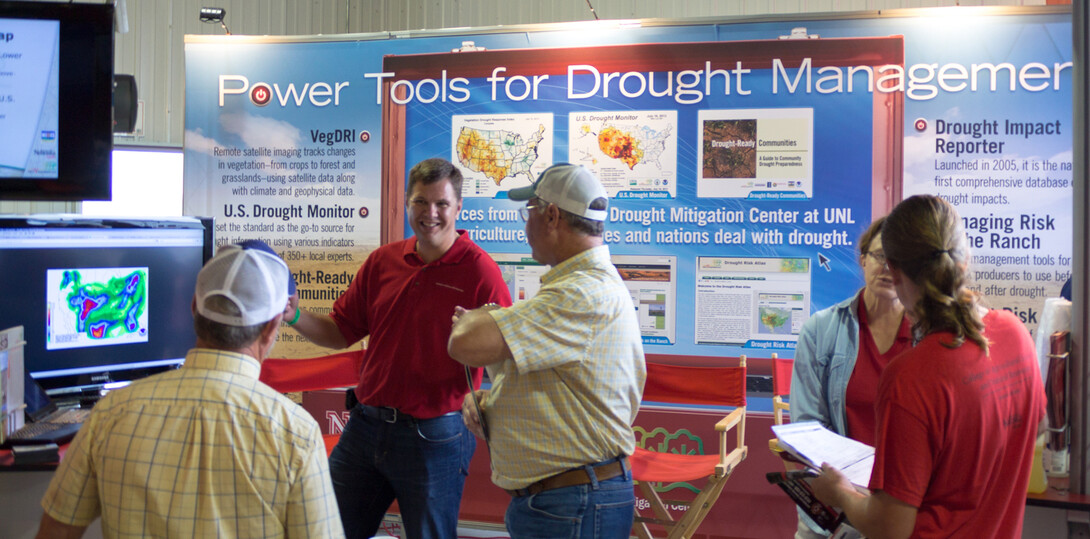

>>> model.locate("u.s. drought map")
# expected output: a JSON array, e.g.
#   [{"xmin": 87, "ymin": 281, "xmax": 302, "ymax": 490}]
[{"xmin": 569, "ymin": 110, "xmax": 677, "ymax": 198}]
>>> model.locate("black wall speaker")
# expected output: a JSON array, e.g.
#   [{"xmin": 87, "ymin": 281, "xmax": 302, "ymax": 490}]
[{"xmin": 113, "ymin": 74, "xmax": 137, "ymax": 133}]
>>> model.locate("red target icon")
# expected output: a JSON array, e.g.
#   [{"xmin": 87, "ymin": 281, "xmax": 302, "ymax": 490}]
[
  {"xmin": 914, "ymin": 118, "xmax": 927, "ymax": 132},
  {"xmin": 250, "ymin": 84, "xmax": 272, "ymax": 106}
]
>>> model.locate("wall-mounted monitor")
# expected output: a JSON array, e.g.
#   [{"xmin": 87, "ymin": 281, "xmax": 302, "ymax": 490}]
[
  {"xmin": 0, "ymin": 2, "xmax": 114, "ymax": 201},
  {"xmin": 0, "ymin": 216, "xmax": 215, "ymax": 397}
]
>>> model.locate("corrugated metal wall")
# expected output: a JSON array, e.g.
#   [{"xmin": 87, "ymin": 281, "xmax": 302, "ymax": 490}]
[
  {"xmin": 117, "ymin": 0, "xmax": 1048, "ymax": 148},
  {"xmin": 1, "ymin": 0, "xmax": 1050, "ymax": 215}
]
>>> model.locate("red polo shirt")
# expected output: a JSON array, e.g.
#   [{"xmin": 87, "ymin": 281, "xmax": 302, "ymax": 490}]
[
  {"xmin": 870, "ymin": 310, "xmax": 1045, "ymax": 537},
  {"xmin": 330, "ymin": 231, "xmax": 511, "ymax": 418},
  {"xmin": 844, "ymin": 295, "xmax": 911, "ymax": 446}
]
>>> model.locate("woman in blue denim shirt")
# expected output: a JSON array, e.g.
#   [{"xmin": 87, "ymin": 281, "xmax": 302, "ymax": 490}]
[{"xmin": 790, "ymin": 217, "xmax": 912, "ymax": 538}]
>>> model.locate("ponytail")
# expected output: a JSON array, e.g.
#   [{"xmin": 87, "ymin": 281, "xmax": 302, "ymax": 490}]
[{"xmin": 881, "ymin": 196, "xmax": 986, "ymax": 351}]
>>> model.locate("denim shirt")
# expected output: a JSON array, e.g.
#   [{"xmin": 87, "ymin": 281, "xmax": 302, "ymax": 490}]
[
  {"xmin": 790, "ymin": 292, "xmax": 863, "ymax": 537},
  {"xmin": 790, "ymin": 291, "xmax": 862, "ymax": 438}
]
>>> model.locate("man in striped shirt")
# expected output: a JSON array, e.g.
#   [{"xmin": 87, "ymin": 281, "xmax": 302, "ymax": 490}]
[
  {"xmin": 449, "ymin": 164, "xmax": 646, "ymax": 539},
  {"xmin": 37, "ymin": 243, "xmax": 343, "ymax": 538}
]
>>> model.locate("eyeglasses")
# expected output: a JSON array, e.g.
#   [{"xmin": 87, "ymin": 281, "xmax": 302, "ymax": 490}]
[
  {"xmin": 865, "ymin": 251, "xmax": 888, "ymax": 266},
  {"xmin": 518, "ymin": 202, "xmax": 544, "ymax": 221}
]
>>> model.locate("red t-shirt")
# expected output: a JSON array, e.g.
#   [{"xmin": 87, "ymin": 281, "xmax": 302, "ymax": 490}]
[
  {"xmin": 330, "ymin": 232, "xmax": 511, "ymax": 418},
  {"xmin": 844, "ymin": 296, "xmax": 911, "ymax": 446},
  {"xmin": 869, "ymin": 310, "xmax": 1046, "ymax": 538}
]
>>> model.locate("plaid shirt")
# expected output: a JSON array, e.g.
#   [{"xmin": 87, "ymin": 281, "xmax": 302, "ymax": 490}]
[
  {"xmin": 41, "ymin": 348, "xmax": 343, "ymax": 538},
  {"xmin": 487, "ymin": 245, "xmax": 646, "ymax": 490}
]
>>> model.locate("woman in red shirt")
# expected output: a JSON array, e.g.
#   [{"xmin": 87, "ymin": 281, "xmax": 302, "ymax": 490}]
[{"xmin": 812, "ymin": 195, "xmax": 1046, "ymax": 539}]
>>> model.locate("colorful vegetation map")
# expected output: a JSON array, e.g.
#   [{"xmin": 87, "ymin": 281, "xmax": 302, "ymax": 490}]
[
  {"xmin": 61, "ymin": 269, "xmax": 147, "ymax": 340},
  {"xmin": 455, "ymin": 124, "xmax": 546, "ymax": 185}
]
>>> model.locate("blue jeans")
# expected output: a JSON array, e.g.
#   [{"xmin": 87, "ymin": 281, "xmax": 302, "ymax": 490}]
[
  {"xmin": 329, "ymin": 404, "xmax": 474, "ymax": 539},
  {"xmin": 505, "ymin": 461, "xmax": 635, "ymax": 539}
]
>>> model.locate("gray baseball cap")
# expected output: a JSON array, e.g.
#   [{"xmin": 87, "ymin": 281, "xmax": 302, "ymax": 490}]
[{"xmin": 508, "ymin": 164, "xmax": 608, "ymax": 221}]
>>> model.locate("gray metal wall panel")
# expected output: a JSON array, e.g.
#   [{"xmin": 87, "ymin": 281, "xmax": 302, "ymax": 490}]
[
  {"xmin": 9, "ymin": 0, "xmax": 1048, "ymax": 215},
  {"xmin": 0, "ymin": 200, "xmax": 79, "ymax": 214},
  {"xmin": 110, "ymin": 0, "xmax": 1046, "ymax": 148},
  {"xmin": 126, "ymin": 0, "xmax": 1046, "ymax": 148}
]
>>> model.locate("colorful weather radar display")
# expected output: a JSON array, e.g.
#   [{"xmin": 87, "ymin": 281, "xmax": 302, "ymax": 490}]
[{"xmin": 45, "ymin": 267, "xmax": 149, "ymax": 351}]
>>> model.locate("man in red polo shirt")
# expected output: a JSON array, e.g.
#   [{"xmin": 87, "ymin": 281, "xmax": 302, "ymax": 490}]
[{"xmin": 287, "ymin": 158, "xmax": 511, "ymax": 539}]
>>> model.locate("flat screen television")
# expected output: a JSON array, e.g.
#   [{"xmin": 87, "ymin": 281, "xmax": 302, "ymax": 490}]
[
  {"xmin": 0, "ymin": 215, "xmax": 215, "ymax": 398},
  {"xmin": 0, "ymin": 2, "xmax": 114, "ymax": 201}
]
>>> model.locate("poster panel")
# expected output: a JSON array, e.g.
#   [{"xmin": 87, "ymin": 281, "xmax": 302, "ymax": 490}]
[
  {"xmin": 383, "ymin": 38, "xmax": 903, "ymax": 359},
  {"xmin": 897, "ymin": 14, "xmax": 1073, "ymax": 331}
]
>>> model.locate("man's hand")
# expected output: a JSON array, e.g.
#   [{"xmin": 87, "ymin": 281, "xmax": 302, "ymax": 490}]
[
  {"xmin": 452, "ymin": 306, "xmax": 469, "ymax": 327},
  {"xmin": 461, "ymin": 389, "xmax": 490, "ymax": 439},
  {"xmin": 284, "ymin": 292, "xmax": 299, "ymax": 320}
]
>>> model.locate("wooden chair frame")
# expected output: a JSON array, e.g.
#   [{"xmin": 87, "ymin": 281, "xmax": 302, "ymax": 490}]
[
  {"xmin": 767, "ymin": 354, "xmax": 797, "ymax": 470},
  {"xmin": 632, "ymin": 356, "xmax": 748, "ymax": 539}
]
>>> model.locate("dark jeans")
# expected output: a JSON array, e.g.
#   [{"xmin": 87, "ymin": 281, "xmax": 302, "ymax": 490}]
[
  {"xmin": 329, "ymin": 403, "xmax": 474, "ymax": 539},
  {"xmin": 505, "ymin": 460, "xmax": 635, "ymax": 539}
]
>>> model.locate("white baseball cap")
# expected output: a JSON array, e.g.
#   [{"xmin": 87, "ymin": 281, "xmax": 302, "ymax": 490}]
[
  {"xmin": 195, "ymin": 244, "xmax": 290, "ymax": 327},
  {"xmin": 508, "ymin": 164, "xmax": 608, "ymax": 221}
]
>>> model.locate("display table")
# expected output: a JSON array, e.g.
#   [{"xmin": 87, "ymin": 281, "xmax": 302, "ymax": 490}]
[
  {"xmin": 0, "ymin": 445, "xmax": 67, "ymax": 471},
  {"xmin": 0, "ymin": 446, "xmax": 104, "ymax": 539},
  {"xmin": 1027, "ymin": 488, "xmax": 1090, "ymax": 511}
]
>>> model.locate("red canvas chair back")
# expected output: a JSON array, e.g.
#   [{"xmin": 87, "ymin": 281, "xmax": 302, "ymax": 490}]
[
  {"xmin": 259, "ymin": 350, "xmax": 363, "ymax": 393},
  {"xmin": 260, "ymin": 350, "xmax": 364, "ymax": 456},
  {"xmin": 770, "ymin": 353, "xmax": 793, "ymax": 426},
  {"xmin": 631, "ymin": 357, "xmax": 747, "ymax": 539},
  {"xmin": 768, "ymin": 353, "xmax": 797, "ymax": 472},
  {"xmin": 771, "ymin": 353, "xmax": 793, "ymax": 398},
  {"xmin": 642, "ymin": 361, "xmax": 747, "ymax": 408}
]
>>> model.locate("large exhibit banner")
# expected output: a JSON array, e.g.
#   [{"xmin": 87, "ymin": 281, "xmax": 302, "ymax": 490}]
[
  {"xmin": 182, "ymin": 9, "xmax": 1072, "ymax": 537},
  {"xmin": 184, "ymin": 40, "xmax": 386, "ymax": 358}
]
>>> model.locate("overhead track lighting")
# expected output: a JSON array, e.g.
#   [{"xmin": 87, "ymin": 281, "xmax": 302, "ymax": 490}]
[{"xmin": 199, "ymin": 7, "xmax": 231, "ymax": 35}]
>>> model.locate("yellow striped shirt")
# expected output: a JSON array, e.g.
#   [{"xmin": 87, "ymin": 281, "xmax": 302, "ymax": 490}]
[
  {"xmin": 41, "ymin": 348, "xmax": 343, "ymax": 538},
  {"xmin": 487, "ymin": 245, "xmax": 646, "ymax": 490}
]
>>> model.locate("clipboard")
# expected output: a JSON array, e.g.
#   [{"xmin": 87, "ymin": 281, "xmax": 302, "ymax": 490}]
[{"xmin": 464, "ymin": 365, "xmax": 489, "ymax": 442}]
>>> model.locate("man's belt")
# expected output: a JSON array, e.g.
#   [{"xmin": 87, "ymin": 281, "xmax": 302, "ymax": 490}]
[
  {"xmin": 357, "ymin": 404, "xmax": 459, "ymax": 424},
  {"xmin": 504, "ymin": 456, "xmax": 629, "ymax": 497},
  {"xmin": 358, "ymin": 404, "xmax": 417, "ymax": 424}
]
